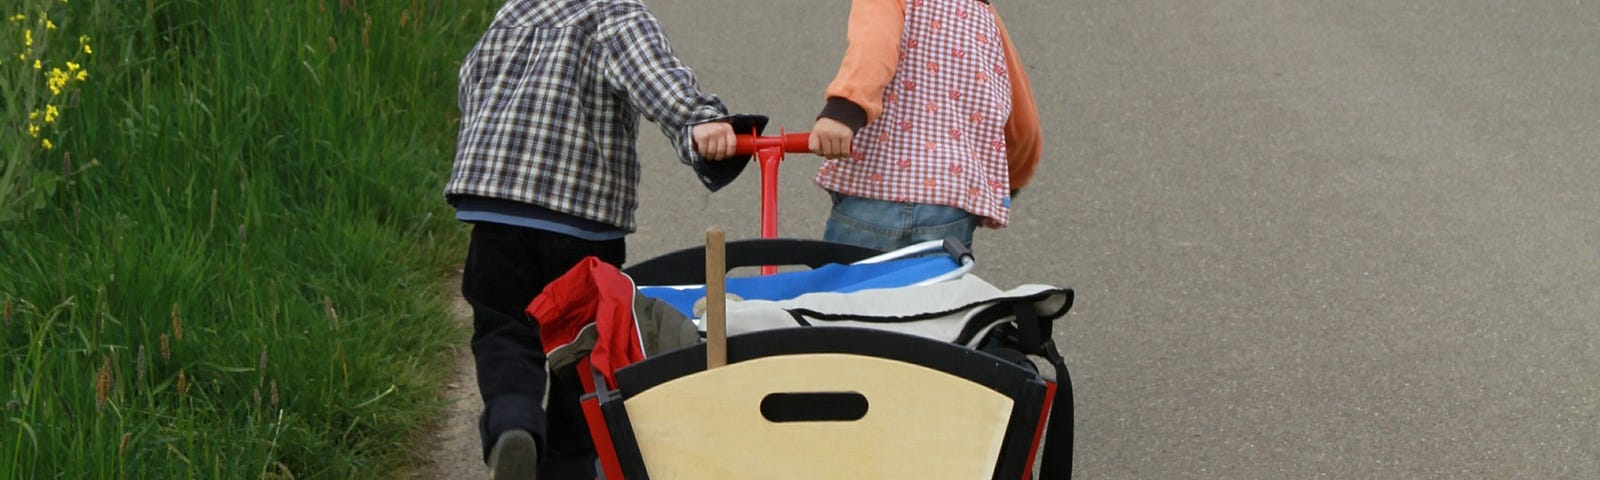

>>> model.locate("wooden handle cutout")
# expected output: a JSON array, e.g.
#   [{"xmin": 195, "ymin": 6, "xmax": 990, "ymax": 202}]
[{"xmin": 759, "ymin": 392, "xmax": 870, "ymax": 423}]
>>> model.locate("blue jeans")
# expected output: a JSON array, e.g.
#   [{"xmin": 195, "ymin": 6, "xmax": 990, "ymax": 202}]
[{"xmin": 823, "ymin": 191, "xmax": 978, "ymax": 253}]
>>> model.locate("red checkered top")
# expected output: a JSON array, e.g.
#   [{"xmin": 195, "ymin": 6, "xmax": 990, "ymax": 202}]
[{"xmin": 815, "ymin": 0, "xmax": 1014, "ymax": 227}]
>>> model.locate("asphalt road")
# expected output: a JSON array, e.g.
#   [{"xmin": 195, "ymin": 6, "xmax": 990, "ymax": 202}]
[{"xmin": 625, "ymin": 1, "xmax": 1600, "ymax": 478}]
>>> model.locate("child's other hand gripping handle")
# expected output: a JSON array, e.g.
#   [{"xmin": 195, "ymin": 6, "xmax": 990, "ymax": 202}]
[
  {"xmin": 807, "ymin": 117, "xmax": 853, "ymax": 160},
  {"xmin": 692, "ymin": 122, "xmax": 738, "ymax": 161}
]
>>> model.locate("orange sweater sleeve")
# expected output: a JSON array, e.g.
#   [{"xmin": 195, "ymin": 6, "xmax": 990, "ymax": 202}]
[
  {"xmin": 823, "ymin": 0, "xmax": 906, "ymax": 125},
  {"xmin": 994, "ymin": 8, "xmax": 1043, "ymax": 191}
]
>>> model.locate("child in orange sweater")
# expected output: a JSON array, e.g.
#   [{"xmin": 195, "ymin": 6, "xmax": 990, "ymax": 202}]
[{"xmin": 809, "ymin": 0, "xmax": 1042, "ymax": 252}]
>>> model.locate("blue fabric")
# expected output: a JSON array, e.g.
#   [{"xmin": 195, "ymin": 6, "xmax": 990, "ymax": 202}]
[
  {"xmin": 637, "ymin": 255, "xmax": 962, "ymax": 318},
  {"xmin": 455, "ymin": 197, "xmax": 628, "ymax": 241}
]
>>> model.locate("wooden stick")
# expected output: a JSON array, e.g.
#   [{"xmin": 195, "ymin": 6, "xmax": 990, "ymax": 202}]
[{"xmin": 705, "ymin": 227, "xmax": 727, "ymax": 369}]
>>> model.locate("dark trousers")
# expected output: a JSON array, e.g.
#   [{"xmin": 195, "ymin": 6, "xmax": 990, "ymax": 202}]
[{"xmin": 461, "ymin": 221, "xmax": 625, "ymax": 479}]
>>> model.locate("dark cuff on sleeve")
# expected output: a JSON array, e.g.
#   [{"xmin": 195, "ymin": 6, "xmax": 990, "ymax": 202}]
[{"xmin": 818, "ymin": 97, "xmax": 868, "ymax": 133}]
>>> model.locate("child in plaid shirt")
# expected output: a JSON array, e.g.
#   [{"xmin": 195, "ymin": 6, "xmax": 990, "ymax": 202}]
[
  {"xmin": 445, "ymin": 0, "xmax": 763, "ymax": 477},
  {"xmin": 809, "ymin": 0, "xmax": 1042, "ymax": 253}
]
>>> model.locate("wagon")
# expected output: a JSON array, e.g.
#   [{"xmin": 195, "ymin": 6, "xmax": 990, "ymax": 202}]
[{"xmin": 529, "ymin": 130, "xmax": 1076, "ymax": 479}]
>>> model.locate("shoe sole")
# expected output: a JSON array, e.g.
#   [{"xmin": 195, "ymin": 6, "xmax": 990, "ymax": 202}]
[{"xmin": 489, "ymin": 430, "xmax": 538, "ymax": 480}]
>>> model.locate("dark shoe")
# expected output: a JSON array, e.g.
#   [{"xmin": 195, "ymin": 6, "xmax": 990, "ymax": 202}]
[{"xmin": 488, "ymin": 429, "xmax": 538, "ymax": 480}]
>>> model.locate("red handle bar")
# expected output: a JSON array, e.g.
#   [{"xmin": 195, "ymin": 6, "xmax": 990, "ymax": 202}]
[{"xmin": 734, "ymin": 131, "xmax": 810, "ymax": 155}]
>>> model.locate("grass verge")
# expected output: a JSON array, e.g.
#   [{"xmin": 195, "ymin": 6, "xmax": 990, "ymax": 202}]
[{"xmin": 2, "ymin": 1, "xmax": 498, "ymax": 477}]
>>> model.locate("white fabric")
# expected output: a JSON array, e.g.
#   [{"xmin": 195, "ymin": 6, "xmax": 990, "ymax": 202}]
[{"xmin": 714, "ymin": 274, "xmax": 1069, "ymax": 349}]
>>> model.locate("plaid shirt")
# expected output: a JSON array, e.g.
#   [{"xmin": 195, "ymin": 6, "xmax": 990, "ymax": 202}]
[{"xmin": 446, "ymin": 0, "xmax": 733, "ymax": 232}]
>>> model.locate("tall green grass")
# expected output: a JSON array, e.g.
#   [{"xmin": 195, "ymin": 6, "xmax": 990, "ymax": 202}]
[{"xmin": 2, "ymin": 0, "xmax": 498, "ymax": 477}]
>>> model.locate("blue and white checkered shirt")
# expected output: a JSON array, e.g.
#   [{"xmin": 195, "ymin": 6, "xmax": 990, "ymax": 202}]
[{"xmin": 446, "ymin": 0, "xmax": 738, "ymax": 232}]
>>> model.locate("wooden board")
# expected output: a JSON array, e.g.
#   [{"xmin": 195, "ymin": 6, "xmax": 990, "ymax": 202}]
[{"xmin": 624, "ymin": 353, "xmax": 1014, "ymax": 479}]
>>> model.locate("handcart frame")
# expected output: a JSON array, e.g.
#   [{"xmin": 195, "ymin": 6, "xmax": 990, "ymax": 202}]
[{"xmin": 535, "ymin": 131, "xmax": 1074, "ymax": 479}]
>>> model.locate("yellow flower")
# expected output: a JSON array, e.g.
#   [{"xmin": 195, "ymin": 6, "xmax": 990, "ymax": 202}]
[
  {"xmin": 48, "ymin": 68, "xmax": 69, "ymax": 95},
  {"xmin": 41, "ymin": 139, "xmax": 53, "ymax": 150},
  {"xmin": 25, "ymin": 29, "xmax": 33, "ymax": 47},
  {"xmin": 28, "ymin": 124, "xmax": 41, "ymax": 137},
  {"xmin": 67, "ymin": 61, "xmax": 80, "ymax": 71},
  {"xmin": 46, "ymin": 20, "xmax": 56, "ymax": 30},
  {"xmin": 9, "ymin": 14, "xmax": 23, "ymax": 23},
  {"xmin": 45, "ymin": 105, "xmax": 59, "ymax": 124},
  {"xmin": 75, "ymin": 70, "xmax": 87, "ymax": 81},
  {"xmin": 33, "ymin": 59, "xmax": 41, "ymax": 70},
  {"xmin": 83, "ymin": 44, "xmax": 92, "ymax": 55}
]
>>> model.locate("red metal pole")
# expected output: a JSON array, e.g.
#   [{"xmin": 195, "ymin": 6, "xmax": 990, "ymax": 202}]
[
  {"xmin": 758, "ymin": 146, "xmax": 782, "ymax": 241},
  {"xmin": 733, "ymin": 128, "xmax": 812, "ymax": 275}
]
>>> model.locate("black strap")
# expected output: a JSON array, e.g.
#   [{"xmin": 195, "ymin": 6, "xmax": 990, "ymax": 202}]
[{"xmin": 1012, "ymin": 302, "xmax": 1073, "ymax": 479}]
